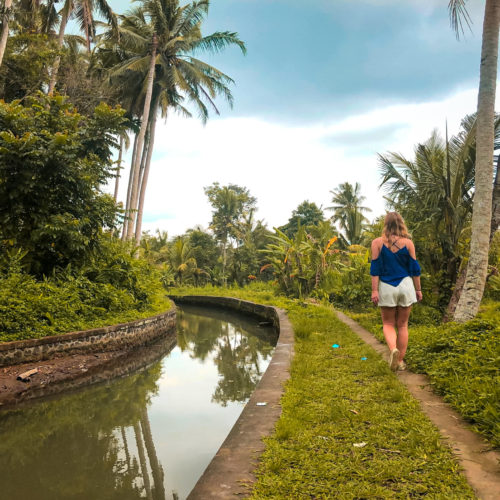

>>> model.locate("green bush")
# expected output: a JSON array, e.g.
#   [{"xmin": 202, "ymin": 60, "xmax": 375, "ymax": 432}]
[
  {"xmin": 0, "ymin": 93, "xmax": 126, "ymax": 275},
  {"xmin": 326, "ymin": 252, "xmax": 371, "ymax": 309},
  {"xmin": 0, "ymin": 238, "xmax": 169, "ymax": 343}
]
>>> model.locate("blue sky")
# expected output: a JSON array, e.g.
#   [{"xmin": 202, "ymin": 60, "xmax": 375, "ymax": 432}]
[{"xmin": 103, "ymin": 0, "xmax": 491, "ymax": 236}]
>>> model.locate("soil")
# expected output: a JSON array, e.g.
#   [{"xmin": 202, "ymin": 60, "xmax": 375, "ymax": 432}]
[{"xmin": 0, "ymin": 350, "xmax": 126, "ymax": 408}]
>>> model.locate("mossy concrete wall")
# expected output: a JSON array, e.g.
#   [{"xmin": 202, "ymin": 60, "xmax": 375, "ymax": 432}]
[{"xmin": 0, "ymin": 307, "xmax": 176, "ymax": 367}]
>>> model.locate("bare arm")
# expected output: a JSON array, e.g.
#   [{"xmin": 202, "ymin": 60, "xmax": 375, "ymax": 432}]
[
  {"xmin": 407, "ymin": 239, "xmax": 423, "ymax": 302},
  {"xmin": 370, "ymin": 239, "xmax": 381, "ymax": 305}
]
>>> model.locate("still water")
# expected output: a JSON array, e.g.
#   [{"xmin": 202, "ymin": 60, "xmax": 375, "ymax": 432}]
[{"xmin": 0, "ymin": 305, "xmax": 277, "ymax": 500}]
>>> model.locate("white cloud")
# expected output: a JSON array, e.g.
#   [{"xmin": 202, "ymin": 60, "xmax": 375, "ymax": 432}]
[{"xmin": 111, "ymin": 86, "xmax": 483, "ymax": 237}]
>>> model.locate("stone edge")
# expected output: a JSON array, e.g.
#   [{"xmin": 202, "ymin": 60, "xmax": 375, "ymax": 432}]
[
  {"xmin": 169, "ymin": 295, "xmax": 295, "ymax": 500},
  {"xmin": 0, "ymin": 305, "xmax": 177, "ymax": 367}
]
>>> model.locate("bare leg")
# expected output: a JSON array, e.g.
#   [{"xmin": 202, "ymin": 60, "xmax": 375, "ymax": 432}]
[
  {"xmin": 380, "ymin": 307, "xmax": 397, "ymax": 351},
  {"xmin": 395, "ymin": 305, "xmax": 412, "ymax": 361}
]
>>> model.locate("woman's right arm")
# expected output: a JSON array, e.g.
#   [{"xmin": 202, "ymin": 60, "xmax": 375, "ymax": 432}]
[{"xmin": 371, "ymin": 239, "xmax": 381, "ymax": 305}]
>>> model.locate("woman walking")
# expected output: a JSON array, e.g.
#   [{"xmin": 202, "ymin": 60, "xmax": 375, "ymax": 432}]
[{"xmin": 370, "ymin": 212, "xmax": 422, "ymax": 371}]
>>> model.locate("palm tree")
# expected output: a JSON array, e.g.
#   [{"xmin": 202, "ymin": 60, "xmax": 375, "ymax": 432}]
[
  {"xmin": 140, "ymin": 408, "xmax": 165, "ymax": 500},
  {"xmin": 9, "ymin": 0, "xmax": 58, "ymax": 35},
  {"xmin": 0, "ymin": 0, "xmax": 13, "ymax": 67},
  {"xmin": 105, "ymin": 1, "xmax": 245, "ymax": 246},
  {"xmin": 205, "ymin": 183, "xmax": 255, "ymax": 285},
  {"xmin": 450, "ymin": 0, "xmax": 500, "ymax": 322},
  {"xmin": 169, "ymin": 236, "xmax": 197, "ymax": 284},
  {"xmin": 48, "ymin": 0, "xmax": 118, "ymax": 94},
  {"xmin": 326, "ymin": 182, "xmax": 371, "ymax": 245}
]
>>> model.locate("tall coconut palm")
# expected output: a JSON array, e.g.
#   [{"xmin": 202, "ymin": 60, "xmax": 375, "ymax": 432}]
[
  {"xmin": 326, "ymin": 182, "xmax": 371, "ymax": 245},
  {"xmin": 450, "ymin": 0, "xmax": 500, "ymax": 322},
  {"xmin": 0, "ymin": 0, "xmax": 13, "ymax": 67},
  {"xmin": 106, "ymin": 1, "xmax": 246, "ymax": 245},
  {"xmin": 48, "ymin": 0, "xmax": 118, "ymax": 94}
]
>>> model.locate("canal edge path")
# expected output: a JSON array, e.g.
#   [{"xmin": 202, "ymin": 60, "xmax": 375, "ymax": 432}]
[{"xmin": 335, "ymin": 310, "xmax": 500, "ymax": 500}]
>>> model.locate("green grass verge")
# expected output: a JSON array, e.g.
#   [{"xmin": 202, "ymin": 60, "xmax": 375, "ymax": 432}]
[
  {"xmin": 348, "ymin": 301, "xmax": 500, "ymax": 449},
  {"xmin": 173, "ymin": 284, "xmax": 475, "ymax": 498}
]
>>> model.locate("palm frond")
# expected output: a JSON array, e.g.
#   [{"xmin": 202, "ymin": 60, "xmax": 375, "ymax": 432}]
[
  {"xmin": 448, "ymin": 0, "xmax": 473, "ymax": 39},
  {"xmin": 190, "ymin": 31, "xmax": 247, "ymax": 55}
]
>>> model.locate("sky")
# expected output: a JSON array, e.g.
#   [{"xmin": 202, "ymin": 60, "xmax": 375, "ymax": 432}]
[{"xmin": 102, "ymin": 0, "xmax": 491, "ymax": 237}]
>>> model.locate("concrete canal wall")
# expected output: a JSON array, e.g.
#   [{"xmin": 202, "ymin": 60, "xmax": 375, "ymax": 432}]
[{"xmin": 0, "ymin": 306, "xmax": 176, "ymax": 367}]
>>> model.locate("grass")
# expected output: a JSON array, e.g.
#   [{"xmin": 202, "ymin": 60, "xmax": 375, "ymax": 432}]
[
  {"xmin": 174, "ymin": 284, "xmax": 475, "ymax": 499},
  {"xmin": 0, "ymin": 268, "xmax": 172, "ymax": 343},
  {"xmin": 348, "ymin": 300, "xmax": 500, "ymax": 449}
]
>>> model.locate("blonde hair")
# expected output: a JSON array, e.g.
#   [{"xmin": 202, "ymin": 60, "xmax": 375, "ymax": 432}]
[{"xmin": 383, "ymin": 212, "xmax": 410, "ymax": 239}]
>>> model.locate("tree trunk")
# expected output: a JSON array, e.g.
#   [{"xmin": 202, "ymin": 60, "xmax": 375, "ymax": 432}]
[
  {"xmin": 126, "ymin": 33, "xmax": 157, "ymax": 241},
  {"xmin": 454, "ymin": 0, "xmax": 500, "ymax": 323},
  {"xmin": 135, "ymin": 110, "xmax": 157, "ymax": 245},
  {"xmin": 48, "ymin": 3, "xmax": 70, "ymax": 95},
  {"xmin": 125, "ymin": 124, "xmax": 149, "ymax": 240},
  {"xmin": 113, "ymin": 136, "xmax": 124, "ymax": 201},
  {"xmin": 445, "ymin": 155, "xmax": 500, "ymax": 321},
  {"xmin": 444, "ymin": 263, "xmax": 467, "ymax": 322},
  {"xmin": 0, "ymin": 0, "xmax": 13, "ymax": 68},
  {"xmin": 222, "ymin": 239, "xmax": 227, "ymax": 286},
  {"xmin": 140, "ymin": 408, "xmax": 165, "ymax": 500},
  {"xmin": 122, "ymin": 133, "xmax": 139, "ymax": 240},
  {"xmin": 491, "ymin": 153, "xmax": 500, "ymax": 239},
  {"xmin": 133, "ymin": 421, "xmax": 153, "ymax": 500}
]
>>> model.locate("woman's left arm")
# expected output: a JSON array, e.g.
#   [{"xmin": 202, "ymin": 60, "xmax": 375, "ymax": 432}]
[{"xmin": 407, "ymin": 240, "xmax": 423, "ymax": 302}]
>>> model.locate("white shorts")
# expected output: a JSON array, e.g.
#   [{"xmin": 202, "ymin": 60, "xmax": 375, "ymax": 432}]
[{"xmin": 378, "ymin": 276, "xmax": 416, "ymax": 307}]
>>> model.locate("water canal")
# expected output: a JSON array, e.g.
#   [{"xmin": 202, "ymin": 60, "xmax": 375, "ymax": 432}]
[{"xmin": 0, "ymin": 304, "xmax": 277, "ymax": 500}]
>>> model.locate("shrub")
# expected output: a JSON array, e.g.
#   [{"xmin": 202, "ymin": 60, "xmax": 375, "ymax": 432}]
[{"xmin": 0, "ymin": 238, "xmax": 168, "ymax": 343}]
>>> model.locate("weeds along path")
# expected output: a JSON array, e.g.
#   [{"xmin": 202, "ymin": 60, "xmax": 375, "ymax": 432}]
[{"xmin": 336, "ymin": 310, "xmax": 500, "ymax": 500}]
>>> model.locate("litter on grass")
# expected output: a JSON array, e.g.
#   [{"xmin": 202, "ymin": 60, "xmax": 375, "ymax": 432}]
[
  {"xmin": 332, "ymin": 344, "xmax": 340, "ymax": 348},
  {"xmin": 361, "ymin": 357, "xmax": 367, "ymax": 360},
  {"xmin": 353, "ymin": 442, "xmax": 367, "ymax": 448}
]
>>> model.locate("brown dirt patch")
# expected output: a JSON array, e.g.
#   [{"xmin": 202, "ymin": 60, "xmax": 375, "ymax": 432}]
[{"xmin": 0, "ymin": 350, "xmax": 127, "ymax": 407}]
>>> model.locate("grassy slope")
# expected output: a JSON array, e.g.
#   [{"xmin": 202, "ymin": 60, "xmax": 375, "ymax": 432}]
[
  {"xmin": 174, "ymin": 285, "xmax": 474, "ymax": 499},
  {"xmin": 349, "ymin": 301, "xmax": 500, "ymax": 448}
]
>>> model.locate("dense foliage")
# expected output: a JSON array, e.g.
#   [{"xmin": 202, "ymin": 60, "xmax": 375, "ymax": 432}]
[
  {"xmin": 0, "ymin": 239, "xmax": 169, "ymax": 343},
  {"xmin": 0, "ymin": 93, "xmax": 126, "ymax": 275},
  {"xmin": 0, "ymin": 94, "xmax": 168, "ymax": 342}
]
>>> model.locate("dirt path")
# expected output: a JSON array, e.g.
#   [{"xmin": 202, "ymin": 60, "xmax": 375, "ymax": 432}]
[{"xmin": 335, "ymin": 310, "xmax": 500, "ymax": 500}]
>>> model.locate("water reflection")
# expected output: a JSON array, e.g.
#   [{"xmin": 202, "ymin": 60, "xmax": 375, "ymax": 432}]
[
  {"xmin": 177, "ymin": 305, "xmax": 276, "ymax": 406},
  {"xmin": 0, "ymin": 305, "xmax": 276, "ymax": 500}
]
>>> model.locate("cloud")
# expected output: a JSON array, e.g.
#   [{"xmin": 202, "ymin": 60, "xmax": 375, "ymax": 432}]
[
  {"xmin": 321, "ymin": 123, "xmax": 408, "ymax": 151},
  {"xmin": 111, "ymin": 86, "xmax": 484, "ymax": 238}
]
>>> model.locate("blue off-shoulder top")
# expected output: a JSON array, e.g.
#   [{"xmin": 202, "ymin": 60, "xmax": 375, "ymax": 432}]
[{"xmin": 370, "ymin": 245, "xmax": 421, "ymax": 287}]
